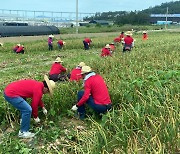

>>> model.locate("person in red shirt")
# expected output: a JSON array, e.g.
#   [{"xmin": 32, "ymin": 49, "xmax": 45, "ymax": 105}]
[
  {"xmin": 123, "ymin": 31, "xmax": 134, "ymax": 52},
  {"xmin": 109, "ymin": 43, "xmax": 116, "ymax": 52},
  {"xmin": 70, "ymin": 62, "xmax": 86, "ymax": 81},
  {"xmin": 142, "ymin": 31, "xmax": 148, "ymax": 41},
  {"xmin": 49, "ymin": 57, "xmax": 67, "ymax": 82},
  {"xmin": 3, "ymin": 75, "xmax": 56, "ymax": 138},
  {"xmin": 101, "ymin": 44, "xmax": 112, "ymax": 57},
  {"xmin": 83, "ymin": 38, "xmax": 92, "ymax": 50},
  {"xmin": 13, "ymin": 44, "xmax": 20, "ymax": 52},
  {"xmin": 16, "ymin": 45, "xmax": 24, "ymax": 54},
  {"xmin": 71, "ymin": 66, "xmax": 112, "ymax": 120},
  {"xmin": 57, "ymin": 40, "xmax": 66, "ymax": 50},
  {"xmin": 119, "ymin": 31, "xmax": 124, "ymax": 40},
  {"xmin": 113, "ymin": 37, "xmax": 121, "ymax": 43}
]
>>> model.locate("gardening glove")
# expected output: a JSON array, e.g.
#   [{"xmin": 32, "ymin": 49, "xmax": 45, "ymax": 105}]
[
  {"xmin": 71, "ymin": 105, "xmax": 78, "ymax": 111},
  {"xmin": 42, "ymin": 107, "xmax": 48, "ymax": 115},
  {"xmin": 34, "ymin": 117, "xmax": 40, "ymax": 123}
]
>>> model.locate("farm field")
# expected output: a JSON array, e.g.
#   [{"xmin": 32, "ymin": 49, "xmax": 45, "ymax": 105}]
[{"xmin": 0, "ymin": 30, "xmax": 179, "ymax": 153}]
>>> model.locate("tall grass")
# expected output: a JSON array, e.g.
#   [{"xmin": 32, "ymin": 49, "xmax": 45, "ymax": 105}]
[{"xmin": 0, "ymin": 31, "xmax": 179, "ymax": 153}]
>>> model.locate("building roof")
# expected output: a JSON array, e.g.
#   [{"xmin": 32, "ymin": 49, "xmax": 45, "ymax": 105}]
[{"xmin": 150, "ymin": 14, "xmax": 180, "ymax": 18}]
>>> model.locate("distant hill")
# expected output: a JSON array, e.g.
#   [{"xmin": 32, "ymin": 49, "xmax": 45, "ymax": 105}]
[
  {"xmin": 83, "ymin": 1, "xmax": 180, "ymax": 25},
  {"xmin": 142, "ymin": 1, "xmax": 180, "ymax": 14}
]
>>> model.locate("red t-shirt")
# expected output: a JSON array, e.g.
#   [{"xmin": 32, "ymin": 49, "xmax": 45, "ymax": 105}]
[
  {"xmin": 13, "ymin": 45, "xmax": 19, "ymax": 51},
  {"xmin": 77, "ymin": 74, "xmax": 111, "ymax": 106},
  {"xmin": 114, "ymin": 37, "xmax": 121, "ymax": 43},
  {"xmin": 57, "ymin": 40, "xmax": 64, "ymax": 46},
  {"xmin": 101, "ymin": 47, "xmax": 112, "ymax": 57},
  {"xmin": 109, "ymin": 44, "xmax": 115, "ymax": 51},
  {"xmin": 16, "ymin": 46, "xmax": 24, "ymax": 53},
  {"xmin": 124, "ymin": 36, "xmax": 134, "ymax": 45},
  {"xmin": 70, "ymin": 68, "xmax": 82, "ymax": 81},
  {"xmin": 84, "ymin": 38, "xmax": 91, "ymax": 44},
  {"xmin": 4, "ymin": 79, "xmax": 45, "ymax": 118},
  {"xmin": 142, "ymin": 34, "xmax": 148, "ymax": 40},
  {"xmin": 49, "ymin": 63, "xmax": 66, "ymax": 75},
  {"xmin": 119, "ymin": 34, "xmax": 124, "ymax": 39}
]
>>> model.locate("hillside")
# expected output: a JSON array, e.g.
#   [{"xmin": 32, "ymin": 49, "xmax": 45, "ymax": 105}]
[{"xmin": 83, "ymin": 1, "xmax": 180, "ymax": 25}]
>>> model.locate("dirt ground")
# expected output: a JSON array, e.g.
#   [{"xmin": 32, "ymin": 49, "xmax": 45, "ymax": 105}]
[{"xmin": 0, "ymin": 32, "xmax": 119, "ymax": 43}]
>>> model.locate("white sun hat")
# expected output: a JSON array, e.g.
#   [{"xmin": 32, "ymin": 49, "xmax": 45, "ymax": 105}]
[
  {"xmin": 44, "ymin": 75, "xmax": 56, "ymax": 96},
  {"xmin": 81, "ymin": 66, "xmax": 92, "ymax": 74}
]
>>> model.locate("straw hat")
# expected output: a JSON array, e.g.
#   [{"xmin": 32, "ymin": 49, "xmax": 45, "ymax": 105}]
[
  {"xmin": 105, "ymin": 44, "xmax": 110, "ymax": 48},
  {"xmin": 125, "ymin": 31, "xmax": 133, "ymax": 36},
  {"xmin": 17, "ymin": 44, "xmax": 21, "ymax": 46},
  {"xmin": 0, "ymin": 43, "xmax": 3, "ymax": 47},
  {"xmin": 143, "ymin": 31, "xmax": 147, "ymax": 34},
  {"xmin": 63, "ymin": 41, "xmax": 66, "ymax": 45},
  {"xmin": 81, "ymin": 66, "xmax": 92, "ymax": 74},
  {"xmin": 44, "ymin": 75, "xmax": 56, "ymax": 96},
  {"xmin": 54, "ymin": 57, "xmax": 63, "ymax": 63},
  {"xmin": 78, "ymin": 62, "xmax": 86, "ymax": 67},
  {"xmin": 49, "ymin": 34, "xmax": 54, "ymax": 38}
]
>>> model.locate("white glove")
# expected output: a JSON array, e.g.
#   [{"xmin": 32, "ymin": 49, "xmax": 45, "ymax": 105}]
[
  {"xmin": 42, "ymin": 107, "xmax": 47, "ymax": 115},
  {"xmin": 34, "ymin": 117, "xmax": 40, "ymax": 123},
  {"xmin": 71, "ymin": 105, "xmax": 78, "ymax": 111}
]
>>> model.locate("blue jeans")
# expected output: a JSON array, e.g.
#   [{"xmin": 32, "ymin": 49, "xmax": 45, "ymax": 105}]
[
  {"xmin": 4, "ymin": 93, "xmax": 32, "ymax": 132},
  {"xmin": 77, "ymin": 91, "xmax": 111, "ymax": 116}
]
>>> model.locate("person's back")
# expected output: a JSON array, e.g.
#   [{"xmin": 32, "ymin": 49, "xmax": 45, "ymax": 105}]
[
  {"xmin": 85, "ymin": 74, "xmax": 111, "ymax": 105},
  {"xmin": 4, "ymin": 79, "xmax": 43, "ymax": 98},
  {"xmin": 70, "ymin": 68, "xmax": 82, "ymax": 81},
  {"xmin": 124, "ymin": 36, "xmax": 133, "ymax": 45},
  {"xmin": 49, "ymin": 63, "xmax": 66, "ymax": 75}
]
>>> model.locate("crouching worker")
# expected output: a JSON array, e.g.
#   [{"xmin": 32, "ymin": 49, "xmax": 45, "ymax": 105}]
[
  {"xmin": 57, "ymin": 40, "xmax": 66, "ymax": 50},
  {"xmin": 69, "ymin": 62, "xmax": 86, "ymax": 81},
  {"xmin": 71, "ymin": 66, "xmax": 112, "ymax": 120},
  {"xmin": 123, "ymin": 31, "xmax": 134, "ymax": 52},
  {"xmin": 101, "ymin": 44, "xmax": 112, "ymax": 57},
  {"xmin": 49, "ymin": 57, "xmax": 68, "ymax": 82},
  {"xmin": 3, "ymin": 75, "xmax": 56, "ymax": 138},
  {"xmin": 13, "ymin": 44, "xmax": 20, "ymax": 53},
  {"xmin": 83, "ymin": 38, "xmax": 92, "ymax": 50},
  {"xmin": 16, "ymin": 45, "xmax": 25, "ymax": 54}
]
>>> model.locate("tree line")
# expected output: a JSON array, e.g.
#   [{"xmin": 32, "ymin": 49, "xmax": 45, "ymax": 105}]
[{"xmin": 83, "ymin": 1, "xmax": 180, "ymax": 25}]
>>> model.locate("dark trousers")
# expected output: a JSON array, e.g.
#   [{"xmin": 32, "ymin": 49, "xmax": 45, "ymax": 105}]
[
  {"xmin": 123, "ymin": 44, "xmax": 132, "ymax": 52},
  {"xmin": 83, "ymin": 41, "xmax": 89, "ymax": 50},
  {"xmin": 48, "ymin": 44, "xmax": 53, "ymax": 51},
  {"xmin": 49, "ymin": 74, "xmax": 68, "ymax": 82},
  {"xmin": 77, "ymin": 91, "xmax": 112, "ymax": 116}
]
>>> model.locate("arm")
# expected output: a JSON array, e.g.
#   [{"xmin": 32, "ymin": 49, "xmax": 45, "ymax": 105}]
[{"xmin": 77, "ymin": 82, "xmax": 91, "ymax": 106}]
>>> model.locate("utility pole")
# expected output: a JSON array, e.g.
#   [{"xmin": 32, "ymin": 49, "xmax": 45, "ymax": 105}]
[
  {"xmin": 165, "ymin": 7, "xmax": 168, "ymax": 29},
  {"xmin": 76, "ymin": 0, "xmax": 78, "ymax": 34}
]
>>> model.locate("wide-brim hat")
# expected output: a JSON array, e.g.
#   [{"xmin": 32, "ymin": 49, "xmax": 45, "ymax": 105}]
[
  {"xmin": 54, "ymin": 57, "xmax": 63, "ymax": 63},
  {"xmin": 125, "ymin": 31, "xmax": 133, "ymax": 36},
  {"xmin": 81, "ymin": 66, "xmax": 92, "ymax": 74},
  {"xmin": 63, "ymin": 41, "xmax": 66, "ymax": 44},
  {"xmin": 49, "ymin": 34, "xmax": 54, "ymax": 38},
  {"xmin": 17, "ymin": 44, "xmax": 21, "ymax": 46},
  {"xmin": 143, "ymin": 31, "xmax": 147, "ymax": 34},
  {"xmin": 105, "ymin": 44, "xmax": 110, "ymax": 48},
  {"xmin": 78, "ymin": 62, "xmax": 86, "ymax": 67},
  {"xmin": 44, "ymin": 75, "xmax": 55, "ymax": 96}
]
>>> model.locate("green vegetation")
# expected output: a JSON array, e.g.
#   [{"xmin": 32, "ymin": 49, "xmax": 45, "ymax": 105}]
[
  {"xmin": 0, "ymin": 30, "xmax": 179, "ymax": 153},
  {"xmin": 84, "ymin": 1, "xmax": 180, "ymax": 25}
]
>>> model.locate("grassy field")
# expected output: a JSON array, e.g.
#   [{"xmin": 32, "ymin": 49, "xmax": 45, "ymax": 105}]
[{"xmin": 0, "ymin": 30, "xmax": 179, "ymax": 153}]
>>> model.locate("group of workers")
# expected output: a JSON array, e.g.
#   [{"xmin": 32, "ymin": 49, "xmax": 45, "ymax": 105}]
[
  {"xmin": 5, "ymin": 30, "xmax": 149, "ymax": 139},
  {"xmin": 3, "ymin": 55, "xmax": 112, "ymax": 138}
]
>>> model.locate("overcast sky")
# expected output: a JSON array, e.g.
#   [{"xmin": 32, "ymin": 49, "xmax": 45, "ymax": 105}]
[{"xmin": 0, "ymin": 0, "xmax": 175, "ymax": 13}]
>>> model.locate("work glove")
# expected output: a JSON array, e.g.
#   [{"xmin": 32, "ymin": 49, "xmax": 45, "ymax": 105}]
[
  {"xmin": 42, "ymin": 107, "xmax": 48, "ymax": 115},
  {"xmin": 34, "ymin": 117, "xmax": 40, "ymax": 123},
  {"xmin": 71, "ymin": 105, "xmax": 78, "ymax": 111}
]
